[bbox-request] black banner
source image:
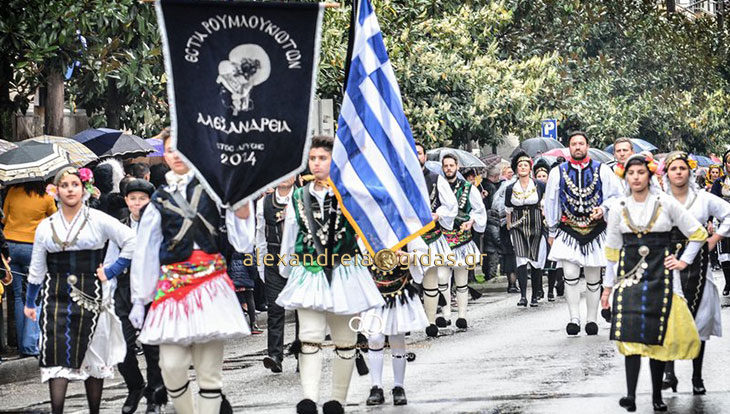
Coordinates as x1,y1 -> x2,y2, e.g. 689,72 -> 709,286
156,0 -> 323,208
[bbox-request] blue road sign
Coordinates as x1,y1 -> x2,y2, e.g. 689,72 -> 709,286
541,119 -> 557,139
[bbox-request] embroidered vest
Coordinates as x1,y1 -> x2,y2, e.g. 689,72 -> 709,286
150,178 -> 221,265
558,160 -> 604,228
291,185 -> 358,269
442,179 -> 474,248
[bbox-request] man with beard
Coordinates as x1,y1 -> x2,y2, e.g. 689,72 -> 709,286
440,153 -> 487,330
544,131 -> 621,336
414,143 -> 458,337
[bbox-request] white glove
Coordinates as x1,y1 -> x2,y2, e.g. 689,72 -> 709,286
129,301 -> 146,330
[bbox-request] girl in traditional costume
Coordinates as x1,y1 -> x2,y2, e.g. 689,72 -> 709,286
660,152 -> 726,395
25,167 -> 133,413
602,154 -> 706,412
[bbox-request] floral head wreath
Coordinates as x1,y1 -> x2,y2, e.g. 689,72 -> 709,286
47,166 -> 95,201
664,152 -> 697,171
621,154 -> 657,179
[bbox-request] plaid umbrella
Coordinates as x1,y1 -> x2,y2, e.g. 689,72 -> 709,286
0,142 -> 70,185
0,139 -> 18,154
479,154 -> 502,169
23,135 -> 98,167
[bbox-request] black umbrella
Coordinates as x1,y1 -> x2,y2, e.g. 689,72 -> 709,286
511,138 -> 565,158
73,128 -> 124,155
0,142 -> 71,185
96,133 -> 155,160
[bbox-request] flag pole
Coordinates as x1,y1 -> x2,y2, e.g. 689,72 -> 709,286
341,0 -> 358,93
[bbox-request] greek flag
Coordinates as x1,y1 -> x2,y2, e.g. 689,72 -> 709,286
330,0 -> 433,256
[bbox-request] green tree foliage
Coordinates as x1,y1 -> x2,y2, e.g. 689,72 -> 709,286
3,0 -> 729,152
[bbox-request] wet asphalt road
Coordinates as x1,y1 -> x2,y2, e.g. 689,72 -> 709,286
2,272 -> 729,414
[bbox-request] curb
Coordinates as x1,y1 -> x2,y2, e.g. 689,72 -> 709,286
0,355 -> 39,385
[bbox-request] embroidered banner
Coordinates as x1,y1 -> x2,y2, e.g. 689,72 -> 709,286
156,0 -> 323,208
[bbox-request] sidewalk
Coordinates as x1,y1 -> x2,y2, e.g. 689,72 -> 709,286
0,276 -> 509,386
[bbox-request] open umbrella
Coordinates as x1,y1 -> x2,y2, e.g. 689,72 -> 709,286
426,148 -> 486,168
424,160 -> 464,180
146,138 -> 164,157
540,148 -> 613,164
23,135 -> 98,167
95,133 -> 154,159
479,154 -> 502,170
510,137 -> 564,158
604,138 -> 658,154
0,142 -> 70,185
72,128 -> 124,155
690,154 -> 714,167
0,139 -> 18,154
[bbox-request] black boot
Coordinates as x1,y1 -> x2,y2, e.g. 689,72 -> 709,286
530,267 -> 541,307
507,272 -> 519,293
122,387 -> 145,414
322,400 -> 344,414
692,377 -> 706,395
296,399 -> 318,414
425,324 -> 439,337
392,386 -> 407,406
366,386 -> 385,405
516,265 -> 528,299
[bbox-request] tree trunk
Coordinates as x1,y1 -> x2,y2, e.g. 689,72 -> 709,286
0,57 -> 12,140
105,79 -> 122,129
44,67 -> 64,136
666,0 -> 676,13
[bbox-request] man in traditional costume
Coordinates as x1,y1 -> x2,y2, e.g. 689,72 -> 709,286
130,136 -> 254,414
414,143 -> 458,337
544,131 -> 622,336
440,153 -> 487,330
276,136 -> 384,414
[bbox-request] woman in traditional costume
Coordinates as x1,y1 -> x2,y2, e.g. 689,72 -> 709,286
602,154 -> 706,412
24,167 -> 133,413
660,152 -> 725,395
505,151 -> 547,307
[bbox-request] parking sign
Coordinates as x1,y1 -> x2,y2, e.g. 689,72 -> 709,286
541,120 -> 558,139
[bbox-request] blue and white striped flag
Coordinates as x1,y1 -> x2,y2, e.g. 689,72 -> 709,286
330,0 -> 433,256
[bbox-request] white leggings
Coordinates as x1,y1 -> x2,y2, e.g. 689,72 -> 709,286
367,333 -> 407,388
297,308 -> 357,403
422,266 -> 451,323
158,340 -> 225,414
561,261 -> 602,324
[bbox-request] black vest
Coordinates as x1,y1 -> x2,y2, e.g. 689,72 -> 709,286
263,192 -> 288,255
423,169 -> 441,213
150,178 -> 221,265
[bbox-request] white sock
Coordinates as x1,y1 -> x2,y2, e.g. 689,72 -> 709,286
367,333 -> 385,388
390,334 -> 407,387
